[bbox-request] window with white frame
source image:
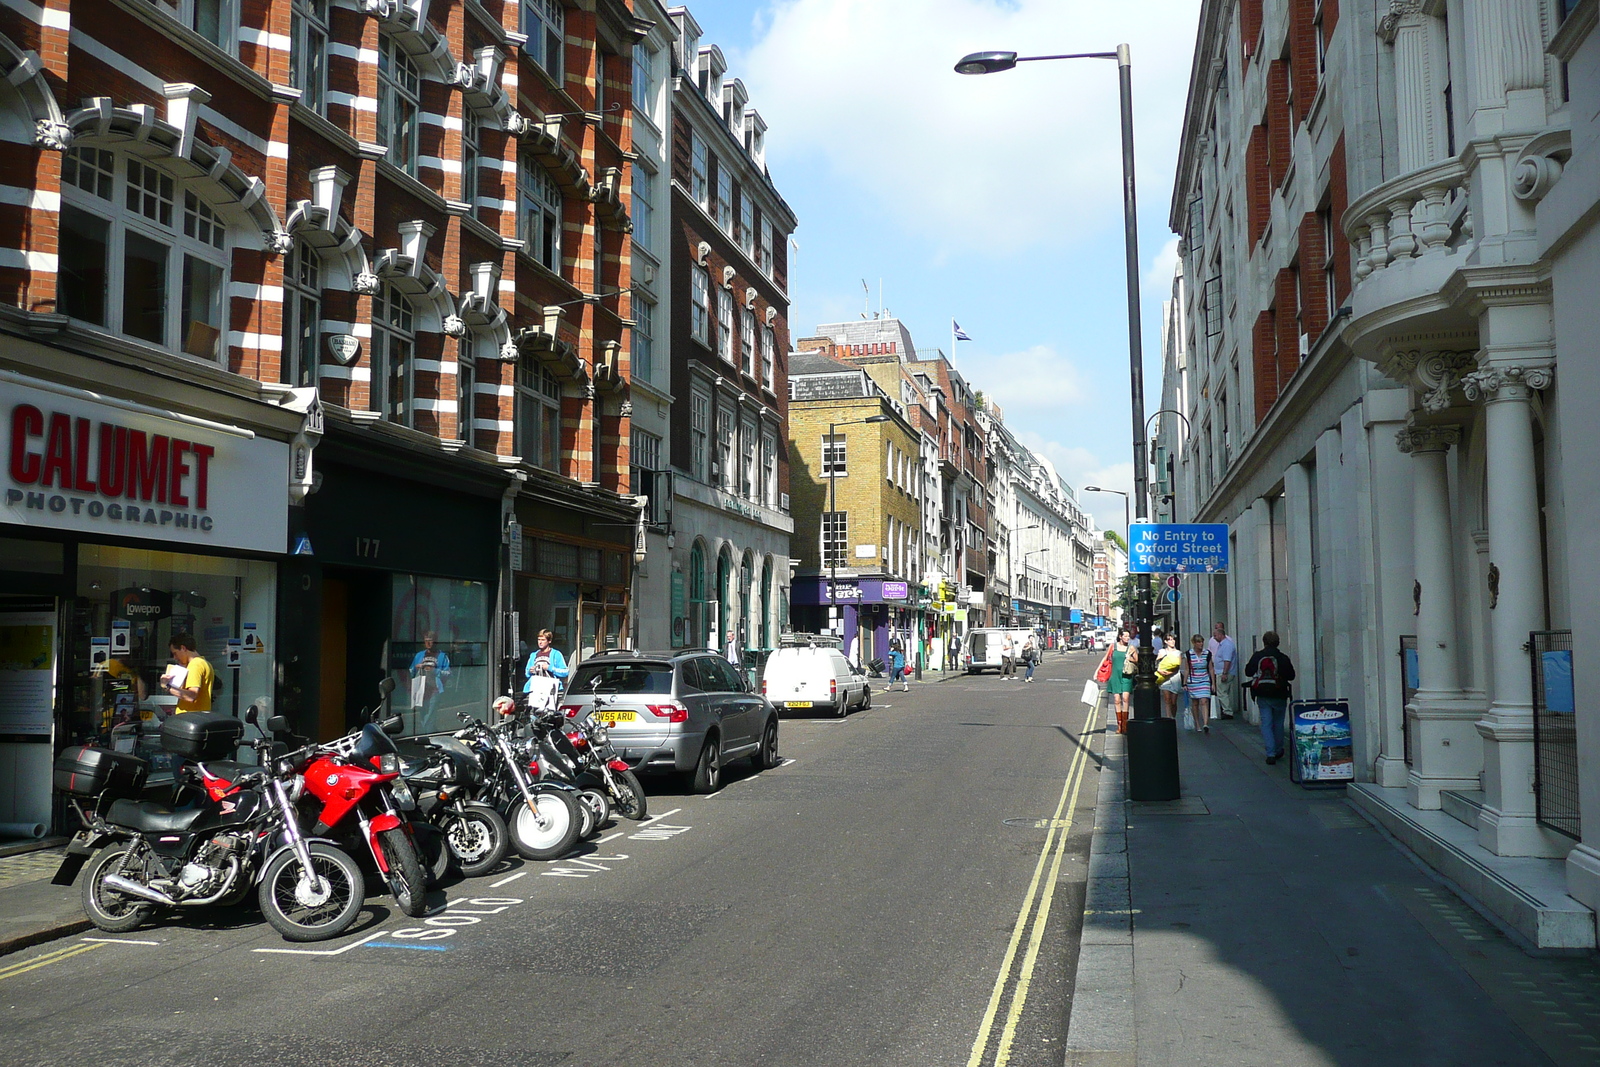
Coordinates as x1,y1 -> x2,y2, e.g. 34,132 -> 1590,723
760,326 -> 775,390
717,287 -> 735,363
632,297 -> 654,384
289,0 -> 328,113
151,0 -> 234,52
631,162 -> 653,254
822,511 -> 848,566
631,427 -> 661,472
821,433 -> 846,476
521,0 -> 564,81
740,307 -> 755,377
761,429 -> 777,508
456,337 -> 476,447
690,265 -> 710,344
716,408 -> 735,491
518,160 -> 563,272
632,42 -> 655,111
378,34 -> 420,176
691,134 -> 709,211
761,220 -> 774,278
715,164 -> 732,232
740,416 -> 757,500
690,387 -> 710,482
282,238 -> 321,388
461,109 -> 480,211
372,283 -> 415,426
57,146 -> 229,361
516,360 -> 563,471
738,193 -> 754,257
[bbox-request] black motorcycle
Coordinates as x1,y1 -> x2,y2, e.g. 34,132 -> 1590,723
396,732 -> 510,877
551,694 -> 648,821
456,706 -> 581,861
53,709 -> 367,942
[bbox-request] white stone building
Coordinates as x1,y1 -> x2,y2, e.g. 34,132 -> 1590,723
1165,0 -> 1600,948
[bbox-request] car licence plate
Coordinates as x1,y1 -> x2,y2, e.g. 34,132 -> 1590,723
593,711 -> 637,723
784,701 -> 812,708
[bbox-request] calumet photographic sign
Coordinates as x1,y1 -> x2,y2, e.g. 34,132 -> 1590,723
1128,523 -> 1230,574
5,381 -> 290,554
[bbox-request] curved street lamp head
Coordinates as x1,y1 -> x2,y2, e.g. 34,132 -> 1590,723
864,414 -> 892,423
954,50 -> 1018,75
1083,485 -> 1103,493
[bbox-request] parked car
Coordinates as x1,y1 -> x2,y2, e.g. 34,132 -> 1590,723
1067,632 -> 1091,651
761,644 -> 870,717
561,651 -> 780,794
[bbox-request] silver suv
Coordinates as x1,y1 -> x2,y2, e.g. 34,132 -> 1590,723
561,650 -> 781,793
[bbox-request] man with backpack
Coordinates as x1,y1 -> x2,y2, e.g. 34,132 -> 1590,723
1244,631 -> 1297,764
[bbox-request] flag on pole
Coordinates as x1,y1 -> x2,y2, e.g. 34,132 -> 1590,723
952,321 -> 972,342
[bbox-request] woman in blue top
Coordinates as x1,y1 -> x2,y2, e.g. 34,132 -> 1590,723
523,628 -> 569,692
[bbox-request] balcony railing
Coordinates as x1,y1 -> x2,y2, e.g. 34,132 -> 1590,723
1344,156 -> 1471,284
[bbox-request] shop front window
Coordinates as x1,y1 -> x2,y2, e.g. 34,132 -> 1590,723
388,575 -> 490,736
64,545 -> 276,780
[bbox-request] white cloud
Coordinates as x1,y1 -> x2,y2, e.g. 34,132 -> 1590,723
743,0 -> 1201,257
964,344 -> 1085,415
1146,236 -> 1181,296
1021,434 -> 1136,532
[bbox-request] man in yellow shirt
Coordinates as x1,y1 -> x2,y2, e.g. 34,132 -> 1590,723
163,633 -> 215,712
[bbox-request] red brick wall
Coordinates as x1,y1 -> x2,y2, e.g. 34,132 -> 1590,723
1328,133 -> 1351,305
1267,59 -> 1292,189
1252,308 -> 1277,422
1246,123 -> 1270,248
1241,0 -> 1264,61
1297,212 -> 1329,341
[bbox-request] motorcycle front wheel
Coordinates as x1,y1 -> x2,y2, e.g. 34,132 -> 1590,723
258,843 -> 365,942
508,789 -> 580,861
377,827 -> 428,917
446,804 -> 508,877
576,787 -> 610,839
612,769 -> 648,820
81,846 -> 156,933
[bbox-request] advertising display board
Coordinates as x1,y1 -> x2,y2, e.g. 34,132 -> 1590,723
1289,699 -> 1355,785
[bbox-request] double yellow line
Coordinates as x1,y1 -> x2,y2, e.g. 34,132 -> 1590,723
0,941 -> 102,982
966,694 -> 1101,1067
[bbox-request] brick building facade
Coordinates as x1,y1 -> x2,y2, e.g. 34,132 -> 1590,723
0,0 -> 646,833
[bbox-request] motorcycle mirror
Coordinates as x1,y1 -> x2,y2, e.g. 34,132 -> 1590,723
244,705 -> 259,725
381,715 -> 405,734
266,715 -> 289,733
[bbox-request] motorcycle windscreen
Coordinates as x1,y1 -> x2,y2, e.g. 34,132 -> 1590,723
351,722 -> 401,764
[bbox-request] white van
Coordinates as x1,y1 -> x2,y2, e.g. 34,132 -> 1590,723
963,628 -> 1031,673
761,645 -> 870,717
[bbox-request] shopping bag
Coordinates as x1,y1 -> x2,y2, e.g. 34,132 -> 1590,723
1181,707 -> 1195,732
525,674 -> 562,714
1080,679 -> 1100,706
409,674 -> 429,708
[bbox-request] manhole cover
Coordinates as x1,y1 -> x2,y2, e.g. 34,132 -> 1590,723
1003,817 -> 1074,829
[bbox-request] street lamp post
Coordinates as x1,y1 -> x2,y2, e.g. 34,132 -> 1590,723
958,44 -> 1178,800
827,414 -> 891,659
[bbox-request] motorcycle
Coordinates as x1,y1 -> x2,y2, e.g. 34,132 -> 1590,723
396,732 -> 510,878
52,708 -> 367,942
549,692 -> 648,822
521,708 -> 613,839
458,702 -> 581,861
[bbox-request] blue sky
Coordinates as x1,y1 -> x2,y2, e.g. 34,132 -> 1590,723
680,0 -> 1203,535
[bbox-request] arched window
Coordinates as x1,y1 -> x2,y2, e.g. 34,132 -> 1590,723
688,541 -> 707,647
717,547 -> 733,647
518,160 -> 563,272
378,34 -> 421,176
282,238 -> 321,387
760,557 -> 773,648
372,283 -> 415,425
516,361 -> 562,472
739,550 -> 753,646
58,145 -> 229,361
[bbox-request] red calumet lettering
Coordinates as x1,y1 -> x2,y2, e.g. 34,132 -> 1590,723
7,405 -> 212,509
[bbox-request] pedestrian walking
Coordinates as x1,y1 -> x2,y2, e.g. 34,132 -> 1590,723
1244,630 -> 1297,763
1001,632 -> 1016,680
1183,633 -> 1216,732
1207,621 -> 1238,720
1023,632 -> 1039,682
1155,632 -> 1184,718
889,633 -> 909,692
948,633 -> 961,672
1108,630 -> 1135,733
522,628 -> 569,712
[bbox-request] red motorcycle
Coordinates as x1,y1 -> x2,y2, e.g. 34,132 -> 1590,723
279,709 -> 429,918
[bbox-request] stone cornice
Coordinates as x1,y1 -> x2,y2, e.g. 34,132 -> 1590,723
1440,262 -> 1553,314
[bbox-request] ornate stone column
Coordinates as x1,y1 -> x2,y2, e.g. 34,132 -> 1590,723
1377,1 -> 1450,172
1461,363 -> 1563,856
1398,423 -> 1482,808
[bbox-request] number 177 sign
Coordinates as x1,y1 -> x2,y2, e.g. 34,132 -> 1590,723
1128,523 -> 1230,574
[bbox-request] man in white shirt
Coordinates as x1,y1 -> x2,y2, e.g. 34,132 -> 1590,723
1207,621 -> 1238,718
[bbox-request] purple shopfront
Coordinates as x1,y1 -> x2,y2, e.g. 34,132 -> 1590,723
791,578 -> 911,666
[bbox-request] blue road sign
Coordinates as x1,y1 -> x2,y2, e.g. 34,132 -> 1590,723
1128,523 -> 1229,574
1165,588 -> 1180,603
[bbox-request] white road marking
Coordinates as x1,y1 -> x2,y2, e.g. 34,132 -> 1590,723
80,937 -> 161,946
596,831 -> 625,844
639,807 -> 680,826
489,870 -> 529,888
254,929 -> 388,956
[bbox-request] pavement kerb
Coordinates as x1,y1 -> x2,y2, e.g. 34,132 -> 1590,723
1064,703 -> 1137,1067
0,918 -> 91,958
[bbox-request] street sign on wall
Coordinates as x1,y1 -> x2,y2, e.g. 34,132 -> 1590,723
1128,523 -> 1230,573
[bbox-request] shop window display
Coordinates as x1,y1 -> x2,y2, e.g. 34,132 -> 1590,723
388,575 -> 490,736
64,545 -> 275,781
